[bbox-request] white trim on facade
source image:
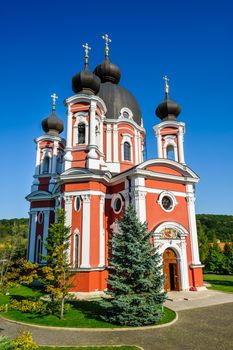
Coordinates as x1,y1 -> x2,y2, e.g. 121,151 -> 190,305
28,212 -> 37,262
80,194 -> 91,268
99,195 -> 105,267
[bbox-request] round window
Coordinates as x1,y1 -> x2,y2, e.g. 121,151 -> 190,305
123,111 -> 129,118
162,196 -> 173,211
74,196 -> 81,212
114,198 -> 122,213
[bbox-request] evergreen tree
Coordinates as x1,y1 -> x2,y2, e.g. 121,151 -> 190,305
100,205 -> 166,326
206,240 -> 225,273
41,208 -> 72,319
223,242 -> 233,274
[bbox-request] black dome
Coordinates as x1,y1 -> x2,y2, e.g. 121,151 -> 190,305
155,93 -> 181,121
94,56 -> 121,84
42,110 -> 64,136
72,64 -> 101,95
97,81 -> 142,125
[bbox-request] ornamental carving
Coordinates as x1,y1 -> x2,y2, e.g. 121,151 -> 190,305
160,228 -> 181,239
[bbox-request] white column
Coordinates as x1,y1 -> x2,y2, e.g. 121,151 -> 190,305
51,141 -> 59,174
132,190 -> 147,223
64,107 -> 73,170
180,240 -> 189,290
106,124 -> 112,162
35,142 -> 41,176
157,131 -> 163,158
42,210 -> 50,258
28,212 -> 37,262
113,124 -> 119,162
87,100 -> 98,159
80,194 -> 91,268
178,126 -> 185,164
134,129 -> 139,164
64,194 -> 73,264
99,195 -> 105,267
186,184 -> 201,265
99,120 -> 104,154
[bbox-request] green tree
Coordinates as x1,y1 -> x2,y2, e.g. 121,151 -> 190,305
223,242 -> 233,274
41,208 -> 72,319
197,219 -> 209,265
206,241 -> 225,273
100,205 -> 166,326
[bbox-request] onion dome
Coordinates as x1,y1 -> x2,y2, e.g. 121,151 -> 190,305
72,43 -> 100,95
42,93 -> 64,136
94,56 -> 121,84
155,76 -> 181,121
93,34 -> 141,125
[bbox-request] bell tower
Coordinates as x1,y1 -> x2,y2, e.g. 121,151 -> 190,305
153,76 -> 185,164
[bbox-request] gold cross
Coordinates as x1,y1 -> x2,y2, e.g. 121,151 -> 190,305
51,93 -> 58,110
82,43 -> 91,64
102,33 -> 112,56
163,75 -> 170,94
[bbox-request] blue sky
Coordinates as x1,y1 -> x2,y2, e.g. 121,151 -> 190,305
0,0 -> 233,218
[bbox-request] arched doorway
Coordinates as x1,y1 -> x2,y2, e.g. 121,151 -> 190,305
163,248 -> 180,291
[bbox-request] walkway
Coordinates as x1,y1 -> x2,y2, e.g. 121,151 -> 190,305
1,290 -> 233,350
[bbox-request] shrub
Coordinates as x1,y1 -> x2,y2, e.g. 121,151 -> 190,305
10,299 -> 44,313
0,335 -> 12,350
12,331 -> 38,350
0,304 -> 6,312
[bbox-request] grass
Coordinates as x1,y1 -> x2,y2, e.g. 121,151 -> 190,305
204,274 -> 233,293
0,286 -> 176,328
39,347 -> 140,350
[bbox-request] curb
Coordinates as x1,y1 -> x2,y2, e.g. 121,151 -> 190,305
0,312 -> 178,332
42,346 -> 144,349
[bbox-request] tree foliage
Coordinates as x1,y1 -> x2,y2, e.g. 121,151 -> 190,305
40,208 -> 72,319
100,205 -> 166,326
196,214 -> 233,242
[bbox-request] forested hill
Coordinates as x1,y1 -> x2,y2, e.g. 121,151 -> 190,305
196,214 -> 233,242
0,215 -> 233,242
0,218 -> 29,239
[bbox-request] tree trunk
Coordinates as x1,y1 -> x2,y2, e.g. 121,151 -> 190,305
60,295 -> 65,319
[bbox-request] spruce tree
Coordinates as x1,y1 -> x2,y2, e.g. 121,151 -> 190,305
100,205 -> 166,326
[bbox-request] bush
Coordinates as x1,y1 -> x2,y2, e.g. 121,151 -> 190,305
0,304 -> 6,312
12,332 -> 38,350
10,299 -> 44,313
0,335 -> 12,350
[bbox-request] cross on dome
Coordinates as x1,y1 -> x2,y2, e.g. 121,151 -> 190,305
163,75 -> 170,94
82,43 -> 91,64
51,93 -> 58,110
102,34 -> 111,56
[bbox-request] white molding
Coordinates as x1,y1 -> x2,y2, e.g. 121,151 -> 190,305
99,195 -> 105,267
121,134 -> 133,162
80,194 -> 91,268
119,107 -> 133,120
111,193 -> 124,214
65,94 -> 107,115
64,106 -> 73,170
163,135 -> 178,162
64,194 -> 72,264
42,210 -> 50,258
157,190 -> 178,212
73,112 -> 89,146
186,184 -> 201,265
28,212 -> 37,262
113,124 -> 119,162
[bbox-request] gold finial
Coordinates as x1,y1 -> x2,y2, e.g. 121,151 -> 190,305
163,75 -> 170,94
82,43 -> 91,64
102,33 -> 112,56
51,93 -> 58,110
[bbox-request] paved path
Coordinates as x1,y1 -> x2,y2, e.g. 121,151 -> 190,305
1,291 -> 233,350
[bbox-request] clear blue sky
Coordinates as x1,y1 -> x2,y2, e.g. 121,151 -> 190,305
0,0 -> 233,218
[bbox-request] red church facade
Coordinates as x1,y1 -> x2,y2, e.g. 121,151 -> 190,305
27,38 -> 204,294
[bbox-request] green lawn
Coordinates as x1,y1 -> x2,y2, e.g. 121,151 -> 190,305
39,347 -> 140,350
0,286 -> 175,328
204,274 -> 233,293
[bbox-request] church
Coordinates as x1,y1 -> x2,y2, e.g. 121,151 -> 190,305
26,35 -> 204,293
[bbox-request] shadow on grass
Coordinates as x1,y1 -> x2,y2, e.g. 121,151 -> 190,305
206,280 -> 233,287
69,300 -> 103,321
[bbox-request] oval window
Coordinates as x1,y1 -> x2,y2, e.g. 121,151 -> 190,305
74,196 -> 81,212
114,197 -> 122,213
38,212 -> 44,224
162,196 -> 173,211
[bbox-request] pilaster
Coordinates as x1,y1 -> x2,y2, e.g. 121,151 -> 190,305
80,194 -> 91,268
64,194 -> 73,264
99,195 -> 105,267
28,212 -> 37,262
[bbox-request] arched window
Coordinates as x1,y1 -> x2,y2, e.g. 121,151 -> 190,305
43,156 -> 50,174
124,142 -> 131,161
56,153 -> 63,174
78,123 -> 85,144
167,145 -> 175,161
74,234 -> 79,268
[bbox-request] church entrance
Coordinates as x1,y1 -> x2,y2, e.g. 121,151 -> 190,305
163,248 -> 180,291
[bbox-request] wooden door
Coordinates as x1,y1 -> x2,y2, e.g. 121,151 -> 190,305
163,248 -> 180,291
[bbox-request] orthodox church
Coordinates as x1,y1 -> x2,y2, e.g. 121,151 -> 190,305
26,35 -> 204,293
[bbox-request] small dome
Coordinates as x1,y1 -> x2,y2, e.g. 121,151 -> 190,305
42,110 -> 64,136
94,56 -> 121,84
155,93 -> 181,121
72,64 -> 101,95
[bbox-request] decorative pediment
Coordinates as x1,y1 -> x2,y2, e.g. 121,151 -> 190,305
154,221 -> 189,240
26,190 -> 51,201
